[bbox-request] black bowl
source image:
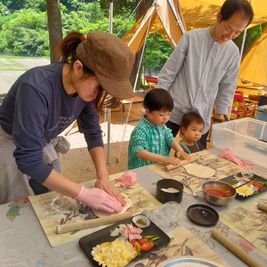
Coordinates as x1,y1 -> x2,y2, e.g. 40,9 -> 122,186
156,179 -> 183,203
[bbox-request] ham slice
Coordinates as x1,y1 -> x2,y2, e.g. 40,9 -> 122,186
122,224 -> 142,241
118,172 -> 137,186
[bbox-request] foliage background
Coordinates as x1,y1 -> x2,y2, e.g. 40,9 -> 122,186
0,0 -> 265,72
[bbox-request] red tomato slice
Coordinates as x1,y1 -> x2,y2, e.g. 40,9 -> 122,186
141,241 -> 155,251
139,238 -> 149,245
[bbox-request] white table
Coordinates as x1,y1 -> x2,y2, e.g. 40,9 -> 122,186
1,150 -> 267,266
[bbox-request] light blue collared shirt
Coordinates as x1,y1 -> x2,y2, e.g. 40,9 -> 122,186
158,28 -> 240,133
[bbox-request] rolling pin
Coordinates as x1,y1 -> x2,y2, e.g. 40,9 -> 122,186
165,156 -> 198,171
211,229 -> 264,267
56,211 -> 135,234
257,201 -> 267,212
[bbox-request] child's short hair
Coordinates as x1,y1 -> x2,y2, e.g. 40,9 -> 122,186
180,112 -> 204,129
143,89 -> 173,112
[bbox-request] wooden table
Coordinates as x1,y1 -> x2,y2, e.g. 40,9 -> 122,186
0,150 -> 267,267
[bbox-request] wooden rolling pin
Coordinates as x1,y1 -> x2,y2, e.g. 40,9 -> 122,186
165,156 -> 198,171
211,229 -> 264,267
56,211 -> 135,234
257,201 -> 267,212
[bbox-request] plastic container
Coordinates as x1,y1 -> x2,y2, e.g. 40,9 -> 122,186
256,105 -> 267,122
211,118 -> 267,167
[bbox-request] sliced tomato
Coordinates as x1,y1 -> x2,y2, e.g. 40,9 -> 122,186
141,241 -> 155,251
131,240 -> 141,252
252,181 -> 264,192
139,238 -> 149,245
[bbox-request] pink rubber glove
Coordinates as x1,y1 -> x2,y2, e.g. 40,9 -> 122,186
74,186 -> 122,213
218,148 -> 254,170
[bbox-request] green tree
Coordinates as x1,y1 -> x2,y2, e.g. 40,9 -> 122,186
144,33 -> 173,72
0,9 -> 49,56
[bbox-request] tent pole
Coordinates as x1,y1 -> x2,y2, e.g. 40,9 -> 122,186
240,28 -> 248,58
116,6 -> 154,163
106,0 -> 113,165
167,0 -> 186,34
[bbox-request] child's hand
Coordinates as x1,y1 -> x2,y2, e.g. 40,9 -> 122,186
162,156 -> 181,166
180,151 -> 191,161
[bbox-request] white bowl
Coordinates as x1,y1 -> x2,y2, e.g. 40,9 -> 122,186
132,214 -> 151,228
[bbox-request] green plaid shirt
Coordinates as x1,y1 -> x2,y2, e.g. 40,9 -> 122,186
128,116 -> 174,169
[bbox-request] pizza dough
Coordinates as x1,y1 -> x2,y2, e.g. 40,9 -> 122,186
183,163 -> 215,178
93,194 -> 131,218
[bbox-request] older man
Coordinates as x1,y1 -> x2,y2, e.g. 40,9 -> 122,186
157,0 -> 254,148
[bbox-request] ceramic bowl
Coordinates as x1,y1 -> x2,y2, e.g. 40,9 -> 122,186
132,214 -> 151,228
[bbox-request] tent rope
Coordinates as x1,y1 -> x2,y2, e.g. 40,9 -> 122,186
116,3 -> 155,163
117,0 -> 145,36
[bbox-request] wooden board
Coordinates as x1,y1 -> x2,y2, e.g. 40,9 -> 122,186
29,172 -> 161,247
220,195 -> 267,256
131,226 -> 229,267
149,150 -> 242,195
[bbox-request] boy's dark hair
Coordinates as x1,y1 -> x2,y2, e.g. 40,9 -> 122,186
143,89 -> 174,112
220,0 -> 254,25
180,112 -> 204,129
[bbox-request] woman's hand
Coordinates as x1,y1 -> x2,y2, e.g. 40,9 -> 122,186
75,186 -> 122,213
96,177 -> 126,206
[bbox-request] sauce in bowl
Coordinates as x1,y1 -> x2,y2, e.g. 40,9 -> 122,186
205,188 -> 232,198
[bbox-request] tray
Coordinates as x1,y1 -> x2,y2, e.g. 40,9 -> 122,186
79,215 -> 170,266
220,172 -> 254,187
220,173 -> 267,199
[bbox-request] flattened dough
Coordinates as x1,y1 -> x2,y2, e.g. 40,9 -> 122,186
183,163 -> 215,178
93,194 -> 131,218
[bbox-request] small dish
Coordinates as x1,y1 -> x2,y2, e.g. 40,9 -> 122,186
132,214 -> 151,228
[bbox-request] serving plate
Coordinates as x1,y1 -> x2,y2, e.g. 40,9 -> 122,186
159,256 -> 224,267
79,215 -> 170,266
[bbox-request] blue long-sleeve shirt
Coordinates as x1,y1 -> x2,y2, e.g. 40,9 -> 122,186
0,63 -> 103,183
158,28 -> 240,133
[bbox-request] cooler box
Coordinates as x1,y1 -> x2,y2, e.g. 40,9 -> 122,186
211,118 -> 267,167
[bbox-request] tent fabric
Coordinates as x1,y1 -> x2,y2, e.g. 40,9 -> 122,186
239,26 -> 267,86
122,0 -> 185,53
180,0 -> 267,29
122,0 -> 267,86
123,0 -> 267,53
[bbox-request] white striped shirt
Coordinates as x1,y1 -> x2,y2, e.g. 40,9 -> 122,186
158,28 -> 240,133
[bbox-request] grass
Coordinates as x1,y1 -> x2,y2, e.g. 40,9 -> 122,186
0,55 -> 49,71
0,55 -> 49,60
0,57 -> 26,71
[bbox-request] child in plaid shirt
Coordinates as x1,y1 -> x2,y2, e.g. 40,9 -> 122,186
128,89 -> 190,169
